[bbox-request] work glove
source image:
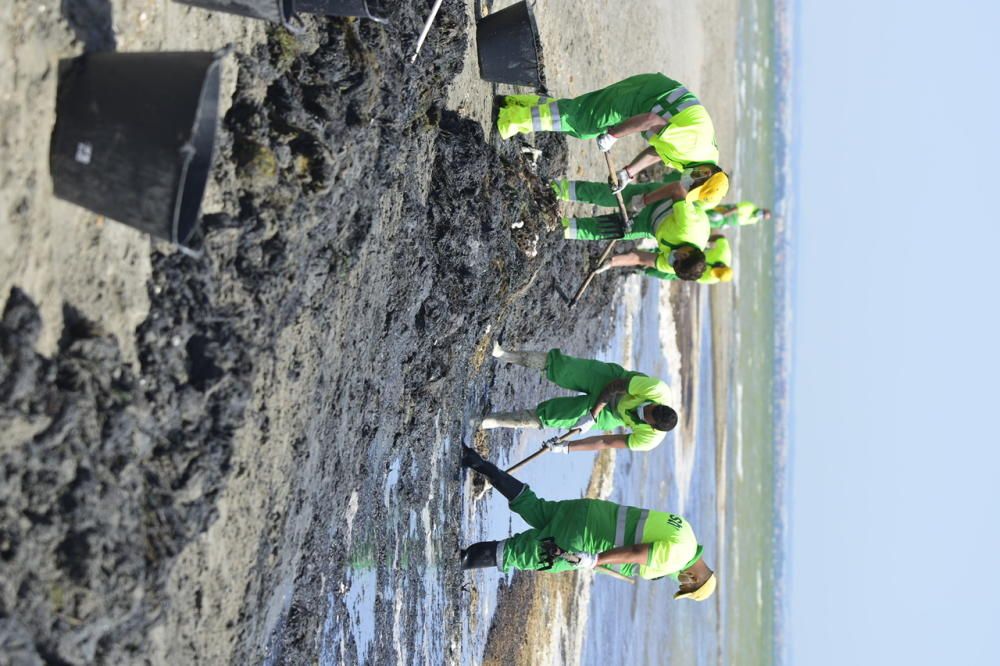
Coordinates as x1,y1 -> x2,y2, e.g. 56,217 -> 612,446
596,133 -> 618,152
622,216 -> 634,235
559,551 -> 599,570
542,434 -> 570,454
610,168 -> 632,194
628,193 -> 645,213
544,439 -> 569,454
538,538 -> 565,570
573,413 -> 596,433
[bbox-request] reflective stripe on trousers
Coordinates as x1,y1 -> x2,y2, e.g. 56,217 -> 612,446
530,101 -> 562,132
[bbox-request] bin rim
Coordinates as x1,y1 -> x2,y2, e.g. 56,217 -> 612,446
171,52 -> 223,249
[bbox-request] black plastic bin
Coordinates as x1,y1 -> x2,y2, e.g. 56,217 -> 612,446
476,1 -> 542,88
173,0 -> 297,28
49,51 -> 223,247
296,0 -> 387,22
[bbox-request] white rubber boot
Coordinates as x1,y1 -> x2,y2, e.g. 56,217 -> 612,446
480,410 -> 543,430
492,342 -> 547,371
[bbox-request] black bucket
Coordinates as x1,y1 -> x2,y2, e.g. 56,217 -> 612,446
476,1 -> 542,88
49,51 -> 223,247
296,0 -> 387,22
173,0 -> 298,29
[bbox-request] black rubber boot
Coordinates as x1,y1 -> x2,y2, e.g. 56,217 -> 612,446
461,445 -> 526,501
460,541 -> 499,570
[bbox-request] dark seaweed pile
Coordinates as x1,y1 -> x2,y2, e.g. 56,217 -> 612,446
0,272 -> 250,664
1,2 -> 622,663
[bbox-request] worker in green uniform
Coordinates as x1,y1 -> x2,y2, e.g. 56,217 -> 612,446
551,173 -> 674,211
497,73 -> 729,201
479,344 -> 678,452
459,446 -> 717,600
708,202 -> 771,228
561,196 -> 711,281
601,233 -> 734,284
551,166 -> 729,214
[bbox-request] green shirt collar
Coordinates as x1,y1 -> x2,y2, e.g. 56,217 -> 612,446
682,545 -> 704,572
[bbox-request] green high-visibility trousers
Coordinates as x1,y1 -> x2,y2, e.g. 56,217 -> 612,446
551,73 -> 681,139
534,349 -> 638,429
502,488 -> 629,573
562,205 -> 658,241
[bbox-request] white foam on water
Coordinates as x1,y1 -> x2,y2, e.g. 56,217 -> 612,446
392,580 -> 408,665
318,567 -> 378,666
756,569 -> 763,609
735,383 -> 745,480
339,490 -> 360,546
383,457 -> 401,508
410,420 -> 450,664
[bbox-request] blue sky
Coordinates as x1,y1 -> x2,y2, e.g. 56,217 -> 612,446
791,1 -> 1000,663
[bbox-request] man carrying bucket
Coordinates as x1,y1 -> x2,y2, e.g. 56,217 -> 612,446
477,344 -> 678,453
458,445 -> 718,602
496,72 -> 729,197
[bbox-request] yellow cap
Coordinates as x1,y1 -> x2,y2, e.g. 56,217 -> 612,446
674,573 -> 718,602
686,172 -> 729,207
712,266 -> 734,282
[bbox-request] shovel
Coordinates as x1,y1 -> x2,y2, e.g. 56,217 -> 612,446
473,428 -> 582,500
568,152 -> 632,307
506,427 -> 581,474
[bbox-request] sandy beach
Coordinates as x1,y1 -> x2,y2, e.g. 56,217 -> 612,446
1,1 -> 742,663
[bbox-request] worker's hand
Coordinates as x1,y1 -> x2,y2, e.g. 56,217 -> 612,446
573,413 -> 596,432
560,551 -> 599,570
538,538 -> 565,570
593,259 -> 615,275
628,194 -> 645,213
542,434 -> 570,453
611,168 -> 632,194
596,133 -> 618,152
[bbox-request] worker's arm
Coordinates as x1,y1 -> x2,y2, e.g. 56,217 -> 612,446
640,180 -> 684,207
623,147 -> 663,180
607,113 -> 667,139
592,378 -> 630,417
708,233 -> 724,242
596,543 -> 652,567
564,434 -> 629,452
598,251 -> 659,272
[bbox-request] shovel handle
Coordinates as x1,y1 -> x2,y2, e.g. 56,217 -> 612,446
569,153 -> 631,308
597,566 -> 636,584
504,428 -> 582,474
